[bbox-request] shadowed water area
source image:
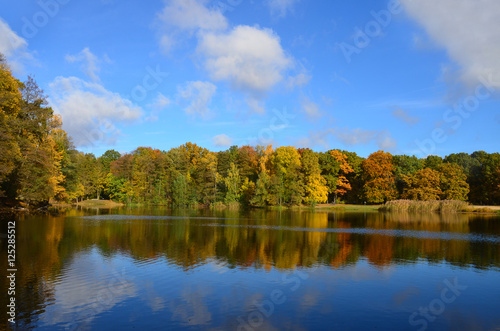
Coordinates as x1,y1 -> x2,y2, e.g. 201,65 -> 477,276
1,207 -> 500,330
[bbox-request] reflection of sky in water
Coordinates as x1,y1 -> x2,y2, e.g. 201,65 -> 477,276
30,209 -> 500,331
39,248 -> 137,329
34,249 -> 500,330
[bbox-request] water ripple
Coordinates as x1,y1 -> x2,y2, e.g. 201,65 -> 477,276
197,223 -> 500,244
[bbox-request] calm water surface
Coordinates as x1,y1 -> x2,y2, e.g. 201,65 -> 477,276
1,207 -> 500,330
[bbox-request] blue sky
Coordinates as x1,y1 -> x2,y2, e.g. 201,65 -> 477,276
1,0 -> 499,157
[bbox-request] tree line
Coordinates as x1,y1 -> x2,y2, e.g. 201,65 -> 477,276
1,56 -> 499,207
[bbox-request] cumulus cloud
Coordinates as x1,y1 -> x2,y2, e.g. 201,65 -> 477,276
392,108 -> 420,125
157,0 -> 297,113
402,0 -> 500,89
146,92 -> 171,122
198,25 -> 292,96
267,0 -> 299,18
0,18 -> 33,72
158,0 -> 227,32
334,128 -> 397,150
157,0 -> 227,52
296,127 -> 397,150
287,71 -> 311,89
49,76 -> 143,147
177,81 -> 217,117
301,97 -> 322,119
212,134 -> 232,147
65,47 -> 103,82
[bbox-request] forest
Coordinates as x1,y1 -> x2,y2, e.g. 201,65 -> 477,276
1,56 -> 500,208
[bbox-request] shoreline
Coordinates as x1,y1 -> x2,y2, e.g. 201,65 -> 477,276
2,200 -> 499,215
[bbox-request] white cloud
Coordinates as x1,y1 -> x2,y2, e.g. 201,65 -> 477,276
198,25 -> 292,96
152,92 -> 171,109
267,0 -> 299,18
0,18 -> 33,72
301,97 -> 322,119
65,47 -> 103,82
246,97 -> 265,114
295,130 -> 331,149
296,127 -> 397,150
334,128 -> 397,150
158,0 -> 227,32
177,81 -> 217,117
287,71 -> 311,89
157,1 -> 297,113
392,108 -> 420,125
146,93 -> 171,122
157,0 -> 227,53
159,35 -> 176,54
402,0 -> 500,89
212,134 -> 232,147
48,76 -> 143,147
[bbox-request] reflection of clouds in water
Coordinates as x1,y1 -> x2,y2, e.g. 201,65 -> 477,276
300,291 -> 320,311
170,285 -> 213,326
143,280 -> 166,312
41,248 -> 136,329
393,286 -> 421,307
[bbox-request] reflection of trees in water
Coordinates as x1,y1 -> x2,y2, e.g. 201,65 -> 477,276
4,209 -> 500,328
25,209 -> 500,272
0,214 -> 66,330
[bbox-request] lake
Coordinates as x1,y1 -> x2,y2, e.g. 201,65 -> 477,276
1,207 -> 500,330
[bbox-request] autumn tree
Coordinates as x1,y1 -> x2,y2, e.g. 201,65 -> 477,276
330,150 -> 354,202
362,151 -> 397,203
468,152 -> 500,204
269,146 -> 304,205
172,174 -> 189,206
251,171 -> 270,207
403,168 -> 443,200
8,76 -> 65,204
237,145 -> 259,181
393,155 -> 424,196
318,151 -> 341,201
0,57 -> 21,195
424,155 -> 443,170
224,162 -> 241,204
342,151 -> 364,204
437,163 -> 469,201
300,149 -> 328,205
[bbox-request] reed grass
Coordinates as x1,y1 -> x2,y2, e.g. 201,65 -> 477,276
379,199 -> 469,213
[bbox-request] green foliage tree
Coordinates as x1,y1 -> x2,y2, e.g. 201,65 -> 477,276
251,171 -> 270,207
393,155 -> 424,196
172,174 -> 189,206
224,162 -> 241,204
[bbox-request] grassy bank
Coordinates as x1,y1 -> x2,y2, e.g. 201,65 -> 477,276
314,203 -> 380,211
75,199 -> 124,208
379,200 -> 469,213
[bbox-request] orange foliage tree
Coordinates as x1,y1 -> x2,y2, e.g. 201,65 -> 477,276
330,150 -> 354,202
362,151 -> 397,203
